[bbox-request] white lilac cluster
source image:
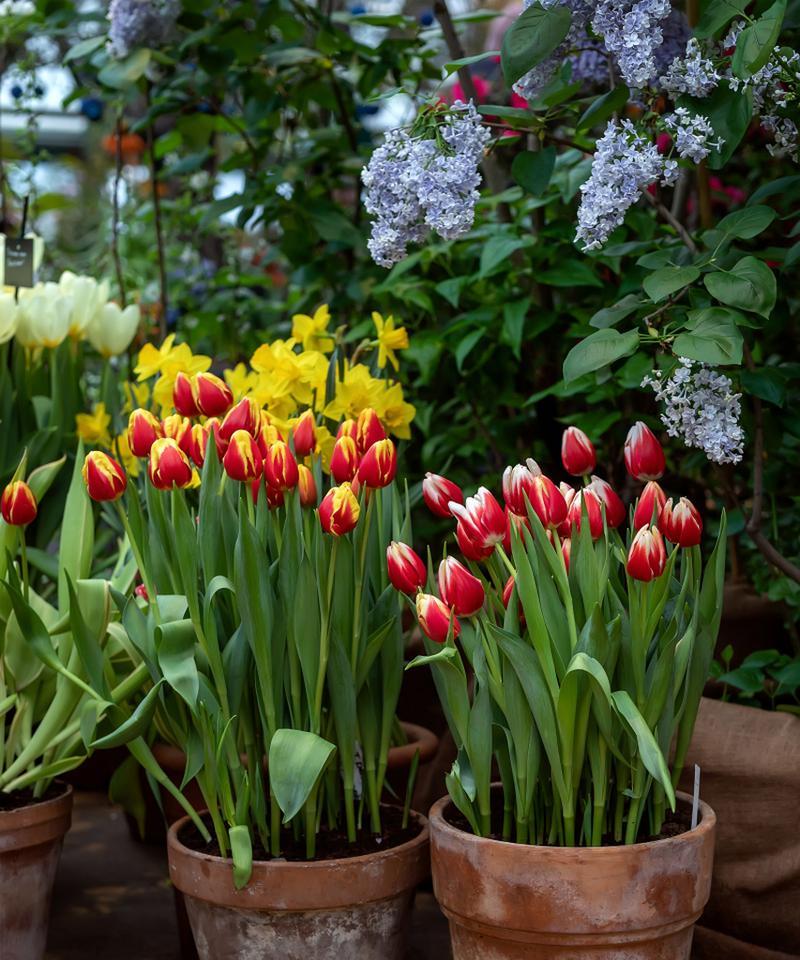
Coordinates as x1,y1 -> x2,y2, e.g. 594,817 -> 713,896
362,101 -> 491,267
591,0 -> 672,88
107,0 -> 180,58
642,359 -> 744,465
660,38 -> 720,97
762,117 -> 799,161
663,108 -> 724,163
575,119 -> 676,251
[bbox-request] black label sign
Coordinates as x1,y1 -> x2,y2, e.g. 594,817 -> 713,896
5,238 -> 36,288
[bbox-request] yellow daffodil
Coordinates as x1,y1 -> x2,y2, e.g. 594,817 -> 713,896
375,382 -> 416,440
372,311 -> 408,371
224,362 -> 260,401
135,334 -> 177,381
122,380 -> 151,415
314,423 -> 337,471
292,304 -> 334,353
323,363 -> 384,422
76,403 -> 112,447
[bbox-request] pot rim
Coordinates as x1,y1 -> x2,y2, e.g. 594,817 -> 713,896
168,805 -> 430,875
0,781 -> 73,831
430,788 -> 715,856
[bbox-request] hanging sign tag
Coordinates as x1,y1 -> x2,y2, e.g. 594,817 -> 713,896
4,237 -> 36,289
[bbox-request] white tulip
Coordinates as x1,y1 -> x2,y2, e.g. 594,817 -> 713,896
0,291 -> 18,344
15,282 -> 72,348
87,301 -> 141,357
59,271 -> 111,338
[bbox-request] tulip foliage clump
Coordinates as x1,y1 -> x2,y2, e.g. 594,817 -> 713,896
394,422 -> 726,846
83,378 -> 413,885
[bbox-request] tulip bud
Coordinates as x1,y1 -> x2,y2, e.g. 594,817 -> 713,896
355,408 -> 386,454
1,481 -> 38,526
297,464 -> 318,508
330,436 -> 359,484
502,575 -> 516,610
319,482 -> 360,536
82,451 -> 127,502
134,583 -> 150,601
220,397 -> 261,441
526,458 -> 543,477
587,475 -> 626,528
127,408 -> 163,458
561,537 -> 572,572
416,593 -> 460,645
148,438 -> 194,490
502,463 -> 537,516
358,438 -> 397,488
266,484 -> 285,510
527,475 -> 568,529
194,371 -> 233,417
173,371 -> 199,417
207,417 -> 228,460
659,497 -> 702,548
633,480 -> 666,530
387,541 -> 427,594
223,429 -> 263,483
264,440 -> 299,490
626,525 -> 667,582
624,421 -> 665,481
450,488 -> 506,555
337,419 -> 357,441
438,557 -> 484,617
422,472 -> 463,518
557,482 -> 576,537
187,422 -> 212,468
561,426 -> 596,476
292,411 -> 316,459
566,489 -> 604,540
162,413 -> 192,455
457,521 -> 494,562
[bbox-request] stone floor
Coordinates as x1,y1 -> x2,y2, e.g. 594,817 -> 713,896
45,792 -> 452,960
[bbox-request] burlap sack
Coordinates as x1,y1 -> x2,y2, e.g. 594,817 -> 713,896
680,697 -> 800,959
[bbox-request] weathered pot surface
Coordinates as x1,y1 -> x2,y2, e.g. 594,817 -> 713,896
167,808 -> 430,960
0,783 -> 73,960
430,789 -> 716,960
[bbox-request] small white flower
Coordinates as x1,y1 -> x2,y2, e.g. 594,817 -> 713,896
276,181 -> 294,200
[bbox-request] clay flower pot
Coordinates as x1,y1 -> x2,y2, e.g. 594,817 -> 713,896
430,790 -> 716,960
0,784 -> 73,960
167,809 -> 430,960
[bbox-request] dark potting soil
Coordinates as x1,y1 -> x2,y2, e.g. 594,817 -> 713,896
443,795 -> 693,846
0,782 -> 66,813
179,804 -> 422,862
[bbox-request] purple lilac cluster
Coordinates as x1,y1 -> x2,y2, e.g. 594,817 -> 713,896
591,0 -> 672,88
362,102 -> 491,268
642,359 -> 744,464
575,119 -> 677,251
663,108 -> 724,163
108,0 -> 180,58
660,38 -> 720,97
514,0 -> 595,100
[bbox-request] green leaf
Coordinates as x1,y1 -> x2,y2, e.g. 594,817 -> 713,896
92,681 -> 164,750
679,86 -> 752,170
695,0 -> 748,38
59,442 -> 94,611
704,257 -> 775,318
501,3 -> 572,85
563,329 -> 640,383
64,35 -> 106,62
268,729 -> 336,823
612,690 -> 675,807
479,234 -> 528,277
511,147 -> 556,195
502,299 -> 529,358
576,84 -> 630,132
716,204 -> 777,240
673,308 -> 744,364
156,619 -> 200,709
454,329 -> 484,371
643,266 -> 700,302
99,48 -> 152,88
26,456 -> 65,502
66,577 -> 110,698
443,51 -> 500,76
740,367 -> 786,406
589,294 -> 642,330
731,0 -> 786,78
1,581 -> 62,674
539,260 -> 602,287
229,824 -> 253,889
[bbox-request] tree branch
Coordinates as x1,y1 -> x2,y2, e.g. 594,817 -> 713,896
111,114 -> 127,308
145,83 -> 168,339
642,189 -> 698,254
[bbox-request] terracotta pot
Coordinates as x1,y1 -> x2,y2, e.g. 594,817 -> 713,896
430,789 -> 716,960
0,784 -> 73,960
167,809 -> 430,960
